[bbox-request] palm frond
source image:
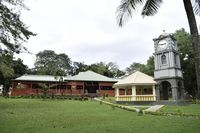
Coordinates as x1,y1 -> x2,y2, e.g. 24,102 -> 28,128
141,0 -> 162,17
193,0 -> 200,15
116,0 -> 143,26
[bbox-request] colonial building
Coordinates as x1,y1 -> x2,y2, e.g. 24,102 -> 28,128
11,70 -> 117,96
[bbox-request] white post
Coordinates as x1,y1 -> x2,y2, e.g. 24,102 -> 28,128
153,85 -> 156,101
115,88 -> 119,101
131,86 -> 136,101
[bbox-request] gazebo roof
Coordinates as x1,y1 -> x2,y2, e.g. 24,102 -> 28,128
113,71 -> 156,87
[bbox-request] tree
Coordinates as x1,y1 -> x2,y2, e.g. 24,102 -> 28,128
0,0 -> 36,54
89,62 -> 113,77
0,54 -> 28,95
125,57 -> 154,76
70,62 -> 89,76
174,28 -> 197,98
107,62 -> 125,77
125,62 -> 143,74
140,56 -> 154,76
116,0 -> 200,98
12,58 -> 28,78
34,50 -> 72,76
88,62 -> 125,78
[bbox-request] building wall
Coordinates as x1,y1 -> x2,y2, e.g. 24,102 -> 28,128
11,81 -> 116,97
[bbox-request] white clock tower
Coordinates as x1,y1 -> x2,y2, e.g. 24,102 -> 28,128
153,32 -> 184,101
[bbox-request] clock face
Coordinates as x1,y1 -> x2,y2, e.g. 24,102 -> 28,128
158,40 -> 168,49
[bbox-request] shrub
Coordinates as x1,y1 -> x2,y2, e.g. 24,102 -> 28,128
103,93 -> 106,99
74,97 -> 78,100
138,109 -> 144,116
191,99 -> 200,104
83,97 -> 88,101
68,97 -> 72,100
51,93 -> 55,99
177,109 -> 183,114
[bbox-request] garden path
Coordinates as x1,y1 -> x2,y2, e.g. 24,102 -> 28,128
145,105 -> 164,112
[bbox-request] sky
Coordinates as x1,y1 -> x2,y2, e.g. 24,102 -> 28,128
15,0 -> 199,70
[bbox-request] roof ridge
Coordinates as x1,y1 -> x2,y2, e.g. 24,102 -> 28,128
133,71 -> 139,82
86,70 -> 114,79
23,74 -> 57,77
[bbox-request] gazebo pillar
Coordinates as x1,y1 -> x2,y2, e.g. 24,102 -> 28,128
153,85 -> 156,100
115,88 -> 119,101
131,86 -> 136,101
125,88 -> 127,95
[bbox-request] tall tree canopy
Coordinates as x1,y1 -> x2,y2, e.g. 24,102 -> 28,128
0,0 -> 35,54
0,54 -> 28,95
125,62 -> 143,74
125,56 -> 154,76
70,62 -> 89,76
116,0 -> 200,98
174,28 -> 197,97
88,62 -> 125,78
34,50 -> 72,76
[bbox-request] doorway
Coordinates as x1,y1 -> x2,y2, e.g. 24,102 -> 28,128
84,81 -> 99,94
160,81 -> 172,100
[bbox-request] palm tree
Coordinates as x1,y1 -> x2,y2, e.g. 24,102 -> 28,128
116,0 -> 200,98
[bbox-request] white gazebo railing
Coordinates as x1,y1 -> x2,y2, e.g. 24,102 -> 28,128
116,95 -> 156,101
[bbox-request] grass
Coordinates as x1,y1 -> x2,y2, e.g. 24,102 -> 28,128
159,104 -> 200,115
0,97 -> 200,133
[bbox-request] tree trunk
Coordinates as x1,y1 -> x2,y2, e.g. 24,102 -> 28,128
183,0 -> 200,98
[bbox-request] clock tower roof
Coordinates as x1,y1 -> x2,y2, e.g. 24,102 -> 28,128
153,31 -> 176,41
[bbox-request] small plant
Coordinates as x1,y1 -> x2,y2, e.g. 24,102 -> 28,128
51,93 -> 55,99
74,97 -> 78,100
83,97 -> 88,101
68,97 -> 72,100
177,109 -> 183,116
103,93 -> 106,99
191,99 -> 200,104
99,101 -> 102,105
138,109 -> 144,116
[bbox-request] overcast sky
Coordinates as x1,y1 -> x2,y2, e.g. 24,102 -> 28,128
15,0 -> 200,70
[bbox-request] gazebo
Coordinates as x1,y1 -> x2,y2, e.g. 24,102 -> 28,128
113,71 -> 157,102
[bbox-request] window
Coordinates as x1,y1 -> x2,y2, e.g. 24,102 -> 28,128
77,85 -> 83,90
67,85 -> 71,89
174,54 -> 177,66
59,85 -> 67,89
101,86 -> 114,90
32,83 -> 43,89
161,55 -> 167,64
136,86 -> 153,95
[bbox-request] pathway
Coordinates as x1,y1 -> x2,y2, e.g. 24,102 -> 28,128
145,105 -> 164,112
94,98 -> 164,112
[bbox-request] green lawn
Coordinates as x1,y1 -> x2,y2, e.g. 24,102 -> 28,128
159,104 -> 200,115
0,98 -> 200,133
